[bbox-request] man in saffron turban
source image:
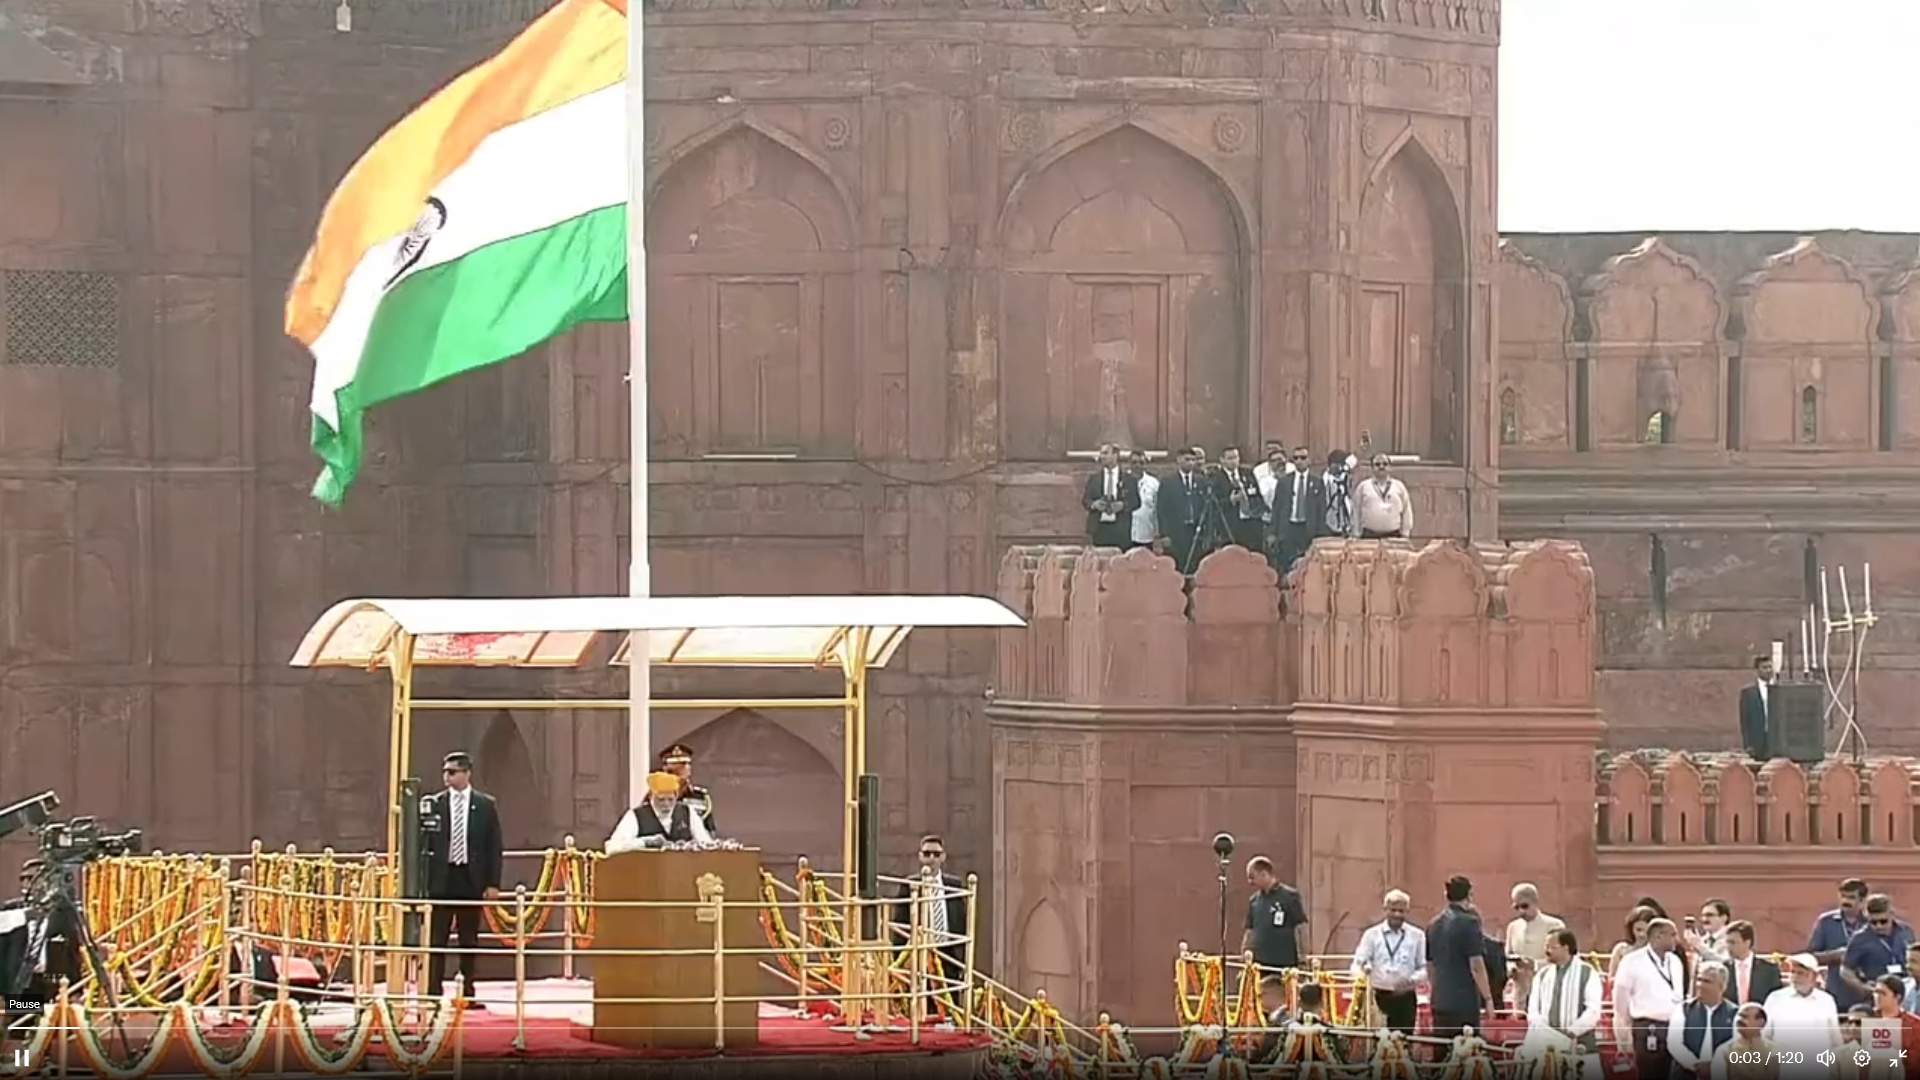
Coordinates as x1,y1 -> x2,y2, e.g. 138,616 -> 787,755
605,770 -> 714,854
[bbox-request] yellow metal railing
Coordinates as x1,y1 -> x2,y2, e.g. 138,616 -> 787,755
9,844 -> 1019,1079
52,847 -> 1586,1078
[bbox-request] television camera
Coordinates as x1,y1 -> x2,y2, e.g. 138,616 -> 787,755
1,791 -> 142,1051
34,816 -> 144,868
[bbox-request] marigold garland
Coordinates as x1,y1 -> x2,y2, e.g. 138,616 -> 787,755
60,845 -> 1123,1076
6,1001 -> 60,1074
62,998 -> 183,1080
1439,1029 -> 1499,1080
173,1000 -> 281,1078
369,992 -> 465,1071
282,996 -> 382,1076
1371,1029 -> 1421,1080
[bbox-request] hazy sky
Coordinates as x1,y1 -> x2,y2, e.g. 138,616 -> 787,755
1498,0 -> 1920,233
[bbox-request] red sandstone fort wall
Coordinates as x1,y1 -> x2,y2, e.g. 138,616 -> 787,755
8,0 -> 1920,996
1594,753 -> 1920,962
990,537 -> 1602,1021
1497,234 -> 1920,754
991,538 -> 1920,1024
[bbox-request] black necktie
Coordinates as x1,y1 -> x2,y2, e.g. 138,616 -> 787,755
1548,964 -> 1565,1029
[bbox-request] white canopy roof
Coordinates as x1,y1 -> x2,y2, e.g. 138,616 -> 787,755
288,595 -> 1025,671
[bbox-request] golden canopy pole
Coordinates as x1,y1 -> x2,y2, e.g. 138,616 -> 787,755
838,627 -> 873,1018
384,632 -> 416,855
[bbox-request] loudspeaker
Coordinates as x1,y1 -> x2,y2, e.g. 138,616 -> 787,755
1767,682 -> 1827,765
855,774 -> 880,940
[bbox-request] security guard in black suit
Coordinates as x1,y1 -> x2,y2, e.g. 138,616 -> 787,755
423,751 -> 504,1001
660,743 -> 717,834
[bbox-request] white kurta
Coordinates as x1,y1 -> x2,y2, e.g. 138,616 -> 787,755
604,803 -> 714,854
1760,986 -> 1841,1055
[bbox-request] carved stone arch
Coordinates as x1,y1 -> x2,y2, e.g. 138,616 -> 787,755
1578,238 -> 1726,447
1813,759 -> 1862,845
1400,542 -> 1487,619
996,117 -> 1251,458
1016,895 -> 1080,1015
477,711 -> 547,849
1498,241 -> 1576,343
1734,237 -> 1878,450
1360,125 -> 1462,225
1581,237 -> 1726,342
1355,131 -> 1467,461
1605,757 -> 1654,845
1758,759 -> 1810,846
1867,760 -> 1914,846
1710,760 -> 1759,844
1502,541 -> 1595,708
1735,237 -> 1878,341
646,114 -> 857,230
1657,756 -> 1705,845
1399,543 -> 1486,707
1497,242 -> 1576,449
675,708 -> 841,875
644,116 -> 859,459
1503,541 -> 1594,624
995,114 -> 1254,251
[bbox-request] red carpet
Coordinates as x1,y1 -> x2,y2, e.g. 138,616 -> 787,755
345,978 -> 990,1060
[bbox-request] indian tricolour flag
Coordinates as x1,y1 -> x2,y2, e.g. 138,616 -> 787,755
286,0 -> 630,505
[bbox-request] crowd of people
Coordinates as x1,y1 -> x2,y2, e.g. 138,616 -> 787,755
1243,863 -> 1920,1077
1081,441 -> 1414,576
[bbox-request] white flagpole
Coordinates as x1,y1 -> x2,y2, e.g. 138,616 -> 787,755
624,0 -> 652,808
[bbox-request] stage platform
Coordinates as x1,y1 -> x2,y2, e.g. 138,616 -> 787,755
323,977 -> 991,1076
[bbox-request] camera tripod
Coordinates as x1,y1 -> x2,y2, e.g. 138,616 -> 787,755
13,863 -> 132,1056
1178,475 -> 1241,577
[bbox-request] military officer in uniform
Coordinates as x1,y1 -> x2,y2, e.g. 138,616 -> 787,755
605,771 -> 715,854
659,743 -> 717,834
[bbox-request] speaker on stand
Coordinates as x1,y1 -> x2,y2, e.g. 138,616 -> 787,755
1766,681 -> 1827,765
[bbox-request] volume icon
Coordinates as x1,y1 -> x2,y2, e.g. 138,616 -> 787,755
1818,1050 -> 1837,1067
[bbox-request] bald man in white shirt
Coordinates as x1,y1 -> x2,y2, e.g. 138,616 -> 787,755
1614,918 -> 1686,1080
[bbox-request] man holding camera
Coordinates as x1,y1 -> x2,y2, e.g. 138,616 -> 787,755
424,751 -> 503,1002
1082,443 -> 1141,549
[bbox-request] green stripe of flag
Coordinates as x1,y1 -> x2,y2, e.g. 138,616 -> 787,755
310,203 -> 628,505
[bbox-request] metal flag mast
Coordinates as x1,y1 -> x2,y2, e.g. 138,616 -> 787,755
625,0 -> 652,805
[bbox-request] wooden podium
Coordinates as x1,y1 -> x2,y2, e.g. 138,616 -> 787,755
591,848 -> 763,1050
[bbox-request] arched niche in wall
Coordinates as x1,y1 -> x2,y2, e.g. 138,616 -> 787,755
998,120 -> 1250,460
1356,131 -> 1466,462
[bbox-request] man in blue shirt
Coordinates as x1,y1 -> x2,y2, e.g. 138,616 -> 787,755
1841,894 -> 1913,1010
1808,877 -> 1870,1010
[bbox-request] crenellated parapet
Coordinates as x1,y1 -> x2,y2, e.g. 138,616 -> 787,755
993,544 -> 1275,708
1290,537 -> 1594,712
1596,752 -> 1919,847
1591,752 -> 1920,957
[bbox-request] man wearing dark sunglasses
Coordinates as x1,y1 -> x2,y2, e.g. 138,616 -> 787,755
1840,893 -> 1913,1010
892,835 -> 969,991
1269,445 -> 1327,573
424,750 -> 504,1003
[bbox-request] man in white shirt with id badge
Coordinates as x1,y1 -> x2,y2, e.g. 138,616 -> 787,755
1613,917 -> 1686,1079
